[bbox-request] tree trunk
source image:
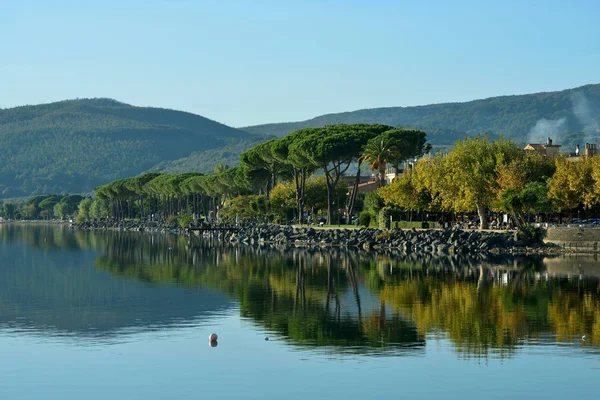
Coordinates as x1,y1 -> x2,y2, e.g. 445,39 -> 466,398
476,203 -> 489,230
299,169 -> 306,224
348,160 -> 362,218
324,162 -> 348,225
293,168 -> 307,225
326,176 -> 334,225
378,162 -> 386,187
294,170 -> 301,224
138,196 -> 143,220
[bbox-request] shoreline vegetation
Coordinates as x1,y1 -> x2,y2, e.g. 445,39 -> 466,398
3,124 -> 600,255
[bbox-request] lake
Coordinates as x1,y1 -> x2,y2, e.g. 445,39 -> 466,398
0,224 -> 599,399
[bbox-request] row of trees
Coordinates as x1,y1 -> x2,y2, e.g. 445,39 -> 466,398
218,177 -> 350,223
0,194 -> 84,221
91,167 -> 250,224
379,135 -> 600,229
239,124 -> 430,224
58,124 -> 429,225
10,132 -> 600,230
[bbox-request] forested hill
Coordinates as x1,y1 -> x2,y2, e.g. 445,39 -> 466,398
242,83 -> 600,145
0,98 -> 259,198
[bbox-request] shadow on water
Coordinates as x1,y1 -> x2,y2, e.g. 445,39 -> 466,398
2,224 -> 600,358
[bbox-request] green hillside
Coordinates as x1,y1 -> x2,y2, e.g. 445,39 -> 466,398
0,98 -> 259,198
4,84 -> 600,198
242,83 -> 600,145
150,137 -> 265,174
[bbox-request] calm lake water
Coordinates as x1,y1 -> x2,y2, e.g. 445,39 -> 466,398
1,224 -> 599,399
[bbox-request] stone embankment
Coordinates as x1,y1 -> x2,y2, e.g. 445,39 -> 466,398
72,221 -> 558,254
206,225 -> 551,255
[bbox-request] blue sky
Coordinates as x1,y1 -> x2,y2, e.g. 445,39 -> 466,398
1,0 -> 599,126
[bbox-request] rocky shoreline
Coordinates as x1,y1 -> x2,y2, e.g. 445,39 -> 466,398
71,221 -> 564,255
221,224 -> 557,255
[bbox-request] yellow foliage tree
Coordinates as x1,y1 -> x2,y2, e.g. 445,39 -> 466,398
422,135 -> 522,229
548,157 -> 595,211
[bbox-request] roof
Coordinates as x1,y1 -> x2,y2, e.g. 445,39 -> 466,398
524,143 -> 562,151
357,181 -> 379,193
524,144 -> 545,151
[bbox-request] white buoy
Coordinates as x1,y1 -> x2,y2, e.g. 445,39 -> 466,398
209,333 -> 218,341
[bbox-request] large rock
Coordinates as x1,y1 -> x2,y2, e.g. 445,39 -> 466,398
362,241 -> 375,250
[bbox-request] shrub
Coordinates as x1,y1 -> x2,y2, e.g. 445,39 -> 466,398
75,212 -> 87,224
220,195 -> 269,222
378,207 -> 395,229
517,224 -> 547,245
364,191 -> 384,214
178,214 -> 193,228
167,215 -> 178,225
392,221 -> 441,229
376,230 -> 392,240
359,211 -> 372,227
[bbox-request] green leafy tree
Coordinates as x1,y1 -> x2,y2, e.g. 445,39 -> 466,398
270,177 -> 347,220
271,131 -> 315,224
89,199 -> 108,220
520,182 -> 553,216
269,181 -> 297,213
38,197 -> 60,219
379,169 -> 432,211
362,128 -> 430,187
219,195 -> 269,221
53,202 -> 70,220
364,191 -> 385,214
76,198 -> 93,223
214,163 -> 229,175
240,139 -> 286,195
304,177 -> 347,215
362,135 -> 392,187
1,202 -> 17,219
60,195 -> 85,212
289,124 -> 393,224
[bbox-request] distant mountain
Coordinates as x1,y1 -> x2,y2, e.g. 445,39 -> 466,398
0,98 -> 260,198
242,83 -> 600,147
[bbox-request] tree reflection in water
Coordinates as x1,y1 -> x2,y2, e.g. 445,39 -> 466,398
4,224 -> 598,358
90,230 -> 600,357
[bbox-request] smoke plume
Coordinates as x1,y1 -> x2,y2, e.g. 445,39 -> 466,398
571,91 -> 600,144
527,117 -> 567,144
526,91 -> 599,145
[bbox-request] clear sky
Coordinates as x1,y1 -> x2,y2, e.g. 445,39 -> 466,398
1,0 -> 599,127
